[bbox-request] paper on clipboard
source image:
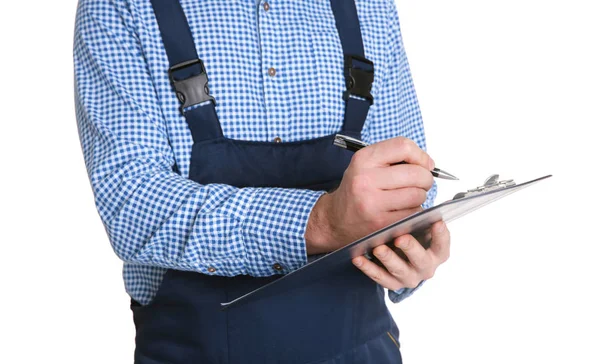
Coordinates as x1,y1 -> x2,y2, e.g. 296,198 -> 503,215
221,174 -> 552,309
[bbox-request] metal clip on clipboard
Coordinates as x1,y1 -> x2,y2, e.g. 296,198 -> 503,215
453,174 -> 516,200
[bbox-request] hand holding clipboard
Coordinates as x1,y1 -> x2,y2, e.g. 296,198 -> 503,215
331,134 -> 458,289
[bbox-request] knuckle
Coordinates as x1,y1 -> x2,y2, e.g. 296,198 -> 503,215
354,259 -> 368,272
388,279 -> 404,291
356,199 -> 373,217
349,174 -> 371,195
423,171 -> 434,189
351,148 -> 371,166
389,265 -> 407,278
370,270 -> 383,283
422,267 -> 436,280
399,137 -> 415,148
405,278 -> 421,289
422,152 -> 432,168
415,189 -> 428,205
440,250 -> 450,263
398,140 -> 412,156
369,216 -> 386,231
402,188 -> 427,207
393,136 -> 409,147
398,236 -> 415,251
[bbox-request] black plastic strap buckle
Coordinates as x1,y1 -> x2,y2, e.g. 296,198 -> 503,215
168,58 -> 216,113
343,54 -> 374,104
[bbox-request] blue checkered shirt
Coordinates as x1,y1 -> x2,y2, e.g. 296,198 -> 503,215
73,0 -> 437,305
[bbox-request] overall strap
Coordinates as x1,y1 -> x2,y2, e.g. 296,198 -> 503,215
150,0 -> 222,142
330,0 -> 375,138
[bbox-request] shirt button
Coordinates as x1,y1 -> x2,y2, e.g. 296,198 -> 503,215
207,266 -> 217,273
273,136 -> 282,143
273,263 -> 284,271
263,2 -> 270,11
268,67 -> 277,77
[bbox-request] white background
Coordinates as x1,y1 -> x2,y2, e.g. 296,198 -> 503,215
0,0 -> 598,363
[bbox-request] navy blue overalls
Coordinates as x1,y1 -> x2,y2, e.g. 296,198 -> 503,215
131,1 -> 403,363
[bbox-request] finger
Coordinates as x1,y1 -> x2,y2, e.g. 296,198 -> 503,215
387,207 -> 423,222
367,207 -> 422,233
373,163 -> 434,190
352,256 -> 407,291
378,188 -> 428,211
429,221 -> 451,263
371,245 -> 422,288
393,234 -> 433,275
366,137 -> 433,170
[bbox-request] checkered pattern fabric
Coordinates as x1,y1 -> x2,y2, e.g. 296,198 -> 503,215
73,0 -> 437,305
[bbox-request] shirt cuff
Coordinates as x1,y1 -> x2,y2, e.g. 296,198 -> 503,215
242,188 -> 326,276
388,279 -> 426,303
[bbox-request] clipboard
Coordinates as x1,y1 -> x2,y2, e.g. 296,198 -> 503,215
221,174 -> 552,309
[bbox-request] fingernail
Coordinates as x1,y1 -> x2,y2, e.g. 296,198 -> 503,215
353,258 -> 363,267
374,249 -> 386,259
429,159 -> 435,171
396,236 -> 410,248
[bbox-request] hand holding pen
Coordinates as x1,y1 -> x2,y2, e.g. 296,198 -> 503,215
333,134 -> 458,180
305,135 -> 453,291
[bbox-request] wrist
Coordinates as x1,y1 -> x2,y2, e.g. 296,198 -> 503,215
305,192 -> 335,254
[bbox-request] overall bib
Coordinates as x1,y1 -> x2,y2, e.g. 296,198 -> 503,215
131,1 -> 402,363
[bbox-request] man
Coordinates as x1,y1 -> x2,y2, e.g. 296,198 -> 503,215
73,0 -> 450,362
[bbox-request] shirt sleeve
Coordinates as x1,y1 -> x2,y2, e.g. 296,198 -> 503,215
364,0 -> 438,303
73,0 -> 324,277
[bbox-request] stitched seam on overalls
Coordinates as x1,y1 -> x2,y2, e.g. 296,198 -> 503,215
386,331 -> 400,349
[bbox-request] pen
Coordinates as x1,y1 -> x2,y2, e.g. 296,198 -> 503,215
333,134 -> 459,180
